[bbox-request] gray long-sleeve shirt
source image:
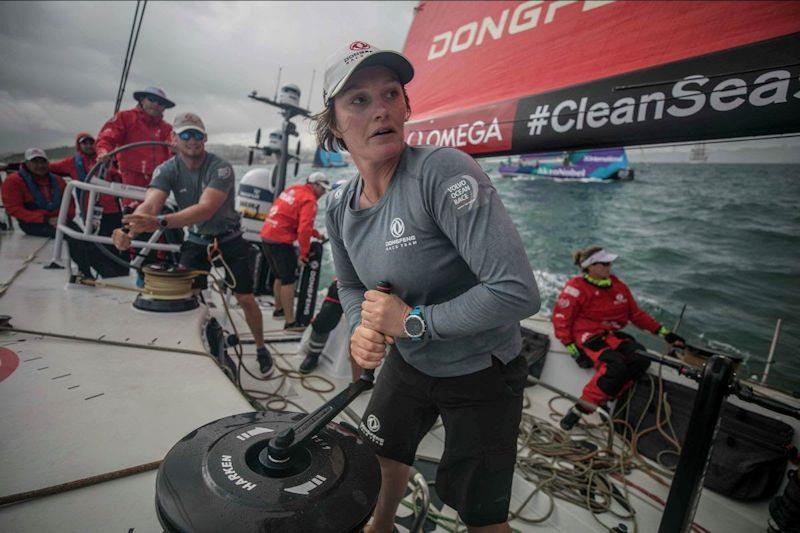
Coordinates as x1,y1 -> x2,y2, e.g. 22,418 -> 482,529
326,145 -> 540,377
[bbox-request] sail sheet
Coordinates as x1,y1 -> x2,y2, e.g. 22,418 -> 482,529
402,0 -> 800,156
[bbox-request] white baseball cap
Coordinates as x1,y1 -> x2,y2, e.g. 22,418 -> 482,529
173,112 -> 206,134
581,249 -> 618,268
307,171 -> 331,191
322,41 -> 414,106
24,147 -> 48,162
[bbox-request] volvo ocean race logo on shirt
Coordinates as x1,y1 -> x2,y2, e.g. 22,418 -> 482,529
443,174 -> 478,215
385,217 -> 417,252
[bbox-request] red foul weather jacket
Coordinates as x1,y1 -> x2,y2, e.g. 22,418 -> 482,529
260,183 -> 321,259
49,132 -> 120,214
1,170 -> 74,224
95,106 -> 172,188
552,275 -> 661,347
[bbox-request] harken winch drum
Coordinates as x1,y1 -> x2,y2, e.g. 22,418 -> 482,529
155,410 -> 380,532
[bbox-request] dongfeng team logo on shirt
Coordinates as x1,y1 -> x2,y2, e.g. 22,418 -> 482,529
385,217 -> 417,252
390,218 -> 405,238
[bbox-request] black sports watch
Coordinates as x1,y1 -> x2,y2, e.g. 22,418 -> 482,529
403,306 -> 426,341
156,215 -> 169,229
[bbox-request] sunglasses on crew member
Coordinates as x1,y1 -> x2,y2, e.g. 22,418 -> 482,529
178,130 -> 205,141
594,262 -> 611,266
143,95 -> 167,106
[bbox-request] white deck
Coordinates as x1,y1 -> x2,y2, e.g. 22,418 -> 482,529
1,231 -> 798,532
0,233 -> 253,532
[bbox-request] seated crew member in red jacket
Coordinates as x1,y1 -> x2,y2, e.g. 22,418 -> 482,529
552,246 -> 685,431
1,148 -> 106,278
260,172 -> 330,331
49,132 -> 128,277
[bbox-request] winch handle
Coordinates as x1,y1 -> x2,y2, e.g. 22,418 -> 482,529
634,350 -> 703,381
360,281 -> 392,384
638,350 -> 800,420
734,383 -> 800,420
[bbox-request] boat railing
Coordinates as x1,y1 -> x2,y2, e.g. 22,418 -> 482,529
52,177 -> 180,275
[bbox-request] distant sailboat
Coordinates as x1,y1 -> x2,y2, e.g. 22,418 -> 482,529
312,146 -> 348,168
498,147 -> 634,181
690,143 -> 709,163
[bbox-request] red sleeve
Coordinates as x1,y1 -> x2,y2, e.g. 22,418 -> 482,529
2,174 -> 47,224
551,279 -> 583,346
624,283 -> 661,334
95,112 -> 128,157
160,123 -> 173,142
48,157 -> 75,178
296,195 -> 318,258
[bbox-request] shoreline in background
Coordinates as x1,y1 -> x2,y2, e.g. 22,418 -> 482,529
4,143 -> 800,165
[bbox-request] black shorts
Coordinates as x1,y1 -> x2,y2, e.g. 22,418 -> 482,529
179,235 -> 254,294
359,349 -> 528,526
261,242 -> 297,284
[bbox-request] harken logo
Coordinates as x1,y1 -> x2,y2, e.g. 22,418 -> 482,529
390,218 -> 405,238
366,414 -> 380,432
350,41 -> 370,50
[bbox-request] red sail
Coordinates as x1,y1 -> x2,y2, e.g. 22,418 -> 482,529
402,0 -> 800,155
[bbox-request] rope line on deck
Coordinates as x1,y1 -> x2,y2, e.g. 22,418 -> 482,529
0,238 -> 51,297
0,460 -> 161,507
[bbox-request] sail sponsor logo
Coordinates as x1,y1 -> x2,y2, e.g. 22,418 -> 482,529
427,0 -> 615,61
539,167 -> 586,178
582,155 -> 622,163
406,117 -> 503,148
526,69 -> 799,138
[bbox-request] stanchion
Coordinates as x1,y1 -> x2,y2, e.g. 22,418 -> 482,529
658,354 -> 736,533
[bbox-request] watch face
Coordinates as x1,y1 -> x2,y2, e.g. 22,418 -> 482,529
405,314 -> 424,337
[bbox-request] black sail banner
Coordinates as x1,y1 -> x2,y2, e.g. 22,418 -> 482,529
511,33 -> 800,153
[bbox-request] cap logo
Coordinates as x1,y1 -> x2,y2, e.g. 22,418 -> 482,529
350,41 -> 371,50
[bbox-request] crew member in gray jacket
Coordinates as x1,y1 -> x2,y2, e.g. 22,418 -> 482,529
315,42 -> 540,533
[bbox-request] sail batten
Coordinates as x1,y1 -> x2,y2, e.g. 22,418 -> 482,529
403,1 -> 800,155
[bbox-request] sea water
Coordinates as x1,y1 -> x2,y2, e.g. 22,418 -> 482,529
236,162 -> 800,394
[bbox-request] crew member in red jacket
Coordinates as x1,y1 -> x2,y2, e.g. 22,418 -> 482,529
49,132 -> 128,277
552,246 -> 685,430
95,86 -> 174,190
1,148 -> 106,278
260,172 -> 330,331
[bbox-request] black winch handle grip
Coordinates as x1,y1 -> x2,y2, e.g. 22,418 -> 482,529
734,383 -> 800,421
360,281 -> 392,383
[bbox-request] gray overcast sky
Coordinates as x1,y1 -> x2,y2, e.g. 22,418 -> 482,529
0,1 -> 416,154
